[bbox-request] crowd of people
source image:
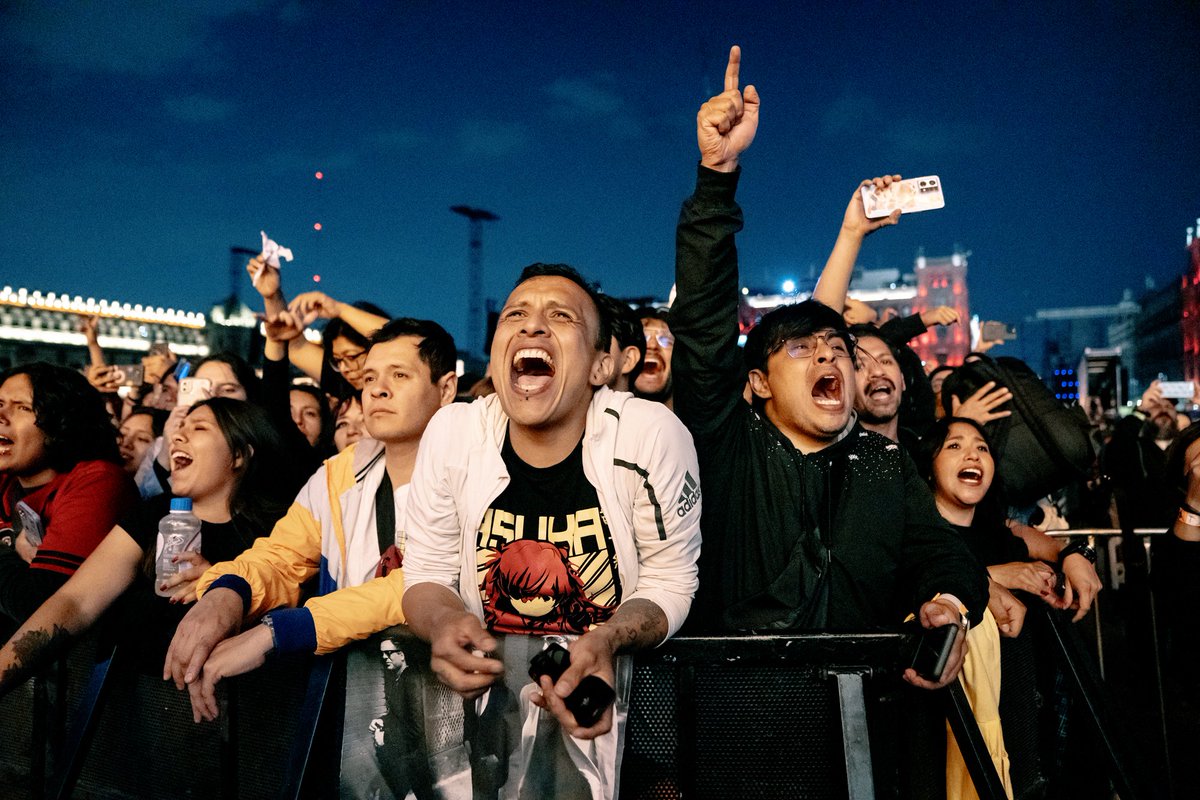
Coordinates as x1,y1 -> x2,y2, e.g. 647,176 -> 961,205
0,46 -> 1193,799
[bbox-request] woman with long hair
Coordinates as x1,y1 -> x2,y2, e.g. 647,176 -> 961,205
0,363 -> 137,630
0,398 -> 292,694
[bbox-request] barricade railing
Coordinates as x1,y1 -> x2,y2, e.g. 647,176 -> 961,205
3,621 -> 1165,799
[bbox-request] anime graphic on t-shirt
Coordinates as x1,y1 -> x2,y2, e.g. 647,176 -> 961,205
480,538 -> 616,634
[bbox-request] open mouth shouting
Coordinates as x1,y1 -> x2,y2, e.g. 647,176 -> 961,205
511,348 -> 555,395
865,378 -> 895,401
642,355 -> 662,376
0,434 -> 13,456
812,372 -> 844,410
957,467 -> 984,486
170,449 -> 195,474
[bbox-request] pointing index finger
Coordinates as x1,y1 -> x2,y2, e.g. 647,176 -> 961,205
725,45 -> 741,93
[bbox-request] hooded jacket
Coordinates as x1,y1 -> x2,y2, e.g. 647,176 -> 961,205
401,387 -> 702,640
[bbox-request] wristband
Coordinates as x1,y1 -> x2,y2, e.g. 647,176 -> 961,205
1178,508 -> 1200,528
260,614 -> 279,656
1058,540 -> 1097,566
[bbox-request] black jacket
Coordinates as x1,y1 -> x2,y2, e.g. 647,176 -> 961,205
671,165 -> 987,632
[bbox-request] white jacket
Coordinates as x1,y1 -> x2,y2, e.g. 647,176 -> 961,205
402,386 -> 702,639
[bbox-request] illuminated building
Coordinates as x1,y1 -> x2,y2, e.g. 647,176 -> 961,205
1181,217 -> 1200,382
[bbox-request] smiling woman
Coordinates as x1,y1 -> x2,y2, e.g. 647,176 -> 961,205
0,398 -> 292,694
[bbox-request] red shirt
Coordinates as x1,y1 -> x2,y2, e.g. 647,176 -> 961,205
0,460 -> 137,576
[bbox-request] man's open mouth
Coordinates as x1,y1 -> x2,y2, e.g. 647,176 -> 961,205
171,450 -> 194,472
642,356 -> 662,376
866,379 -> 895,400
0,435 -> 13,455
512,348 -> 555,394
957,467 -> 983,485
812,374 -> 843,409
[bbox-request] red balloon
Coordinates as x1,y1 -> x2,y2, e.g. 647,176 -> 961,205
313,274 -> 321,283
315,171 -> 324,180
313,222 -> 322,231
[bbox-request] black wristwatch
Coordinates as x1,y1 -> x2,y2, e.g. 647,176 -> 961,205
1059,540 -> 1097,566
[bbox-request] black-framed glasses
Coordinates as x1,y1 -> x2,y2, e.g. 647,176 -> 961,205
645,332 -> 675,348
330,350 -> 367,373
781,330 -> 855,361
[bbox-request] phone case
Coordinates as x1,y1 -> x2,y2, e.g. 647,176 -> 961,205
1159,381 -> 1195,399
861,176 -> 946,219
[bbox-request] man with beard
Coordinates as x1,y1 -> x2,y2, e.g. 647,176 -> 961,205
671,47 -> 986,691
633,308 -> 674,409
850,327 -> 910,447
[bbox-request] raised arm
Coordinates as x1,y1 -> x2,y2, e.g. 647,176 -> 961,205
671,46 -> 758,437
811,177 -> 903,311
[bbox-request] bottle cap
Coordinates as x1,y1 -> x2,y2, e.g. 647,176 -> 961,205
169,497 -> 193,512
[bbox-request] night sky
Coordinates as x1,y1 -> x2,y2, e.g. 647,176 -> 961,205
3,2 -> 1198,355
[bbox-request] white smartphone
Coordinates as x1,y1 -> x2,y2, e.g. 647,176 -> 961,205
177,377 -> 213,407
861,175 -> 946,219
1159,381 -> 1195,400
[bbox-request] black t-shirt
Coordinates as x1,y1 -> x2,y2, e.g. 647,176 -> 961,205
475,430 -> 621,635
104,495 -> 267,673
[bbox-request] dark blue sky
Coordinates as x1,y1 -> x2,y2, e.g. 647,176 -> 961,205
3,2 -> 1198,354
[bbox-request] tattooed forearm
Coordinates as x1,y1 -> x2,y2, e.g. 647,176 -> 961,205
0,624 -> 72,697
601,599 -> 668,654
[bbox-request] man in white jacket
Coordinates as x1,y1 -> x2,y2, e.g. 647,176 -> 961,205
402,264 -> 701,795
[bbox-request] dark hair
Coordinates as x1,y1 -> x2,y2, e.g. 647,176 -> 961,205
186,398 -> 290,532
368,317 -> 458,383
127,405 -> 169,437
928,365 -> 956,382
514,263 -> 611,351
1166,419 -> 1200,501
0,362 -> 120,472
196,352 -> 262,405
633,306 -> 671,324
598,295 -> 646,379
289,383 -> 335,454
323,301 -> 391,361
743,300 -> 849,373
847,324 -> 901,361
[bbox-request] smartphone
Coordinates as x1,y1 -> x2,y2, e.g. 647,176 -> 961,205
1159,381 -> 1195,400
110,364 -> 145,387
861,175 -> 946,219
980,321 -> 1017,342
177,377 -> 212,407
528,643 -> 616,728
908,623 -> 960,682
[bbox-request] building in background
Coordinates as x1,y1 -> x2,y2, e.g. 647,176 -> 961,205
738,248 -> 972,365
0,285 -> 264,371
1180,218 -> 1200,382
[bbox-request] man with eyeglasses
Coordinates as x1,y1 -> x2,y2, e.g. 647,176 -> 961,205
633,308 -> 675,409
671,46 -> 986,691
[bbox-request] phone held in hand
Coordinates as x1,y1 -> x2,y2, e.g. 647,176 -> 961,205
110,364 -> 145,387
1159,381 -> 1195,400
177,377 -> 212,407
980,321 -> 1017,342
861,175 -> 946,219
908,622 -> 960,682
528,642 -> 616,728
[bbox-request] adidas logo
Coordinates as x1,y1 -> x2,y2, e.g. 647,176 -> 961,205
676,471 -> 701,517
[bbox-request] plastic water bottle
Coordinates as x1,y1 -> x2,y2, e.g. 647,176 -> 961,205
155,498 -> 202,597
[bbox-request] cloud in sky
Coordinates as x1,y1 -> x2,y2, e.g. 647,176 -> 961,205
163,94 -> 235,123
545,75 -> 623,118
457,120 -> 528,158
2,1 -> 267,76
821,89 -> 985,156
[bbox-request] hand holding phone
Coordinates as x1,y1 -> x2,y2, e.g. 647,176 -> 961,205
908,622 -> 960,682
177,377 -> 212,408
861,175 -> 946,219
1159,381 -> 1195,400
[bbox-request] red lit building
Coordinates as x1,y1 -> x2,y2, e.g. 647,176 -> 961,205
1181,219 -> 1200,382
911,251 -> 971,367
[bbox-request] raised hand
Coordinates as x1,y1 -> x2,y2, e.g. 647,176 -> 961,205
247,256 -> 281,299
260,310 -> 309,343
842,176 -> 903,239
697,45 -> 760,172
952,381 -> 1013,425
921,305 -> 960,328
288,291 -> 341,321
